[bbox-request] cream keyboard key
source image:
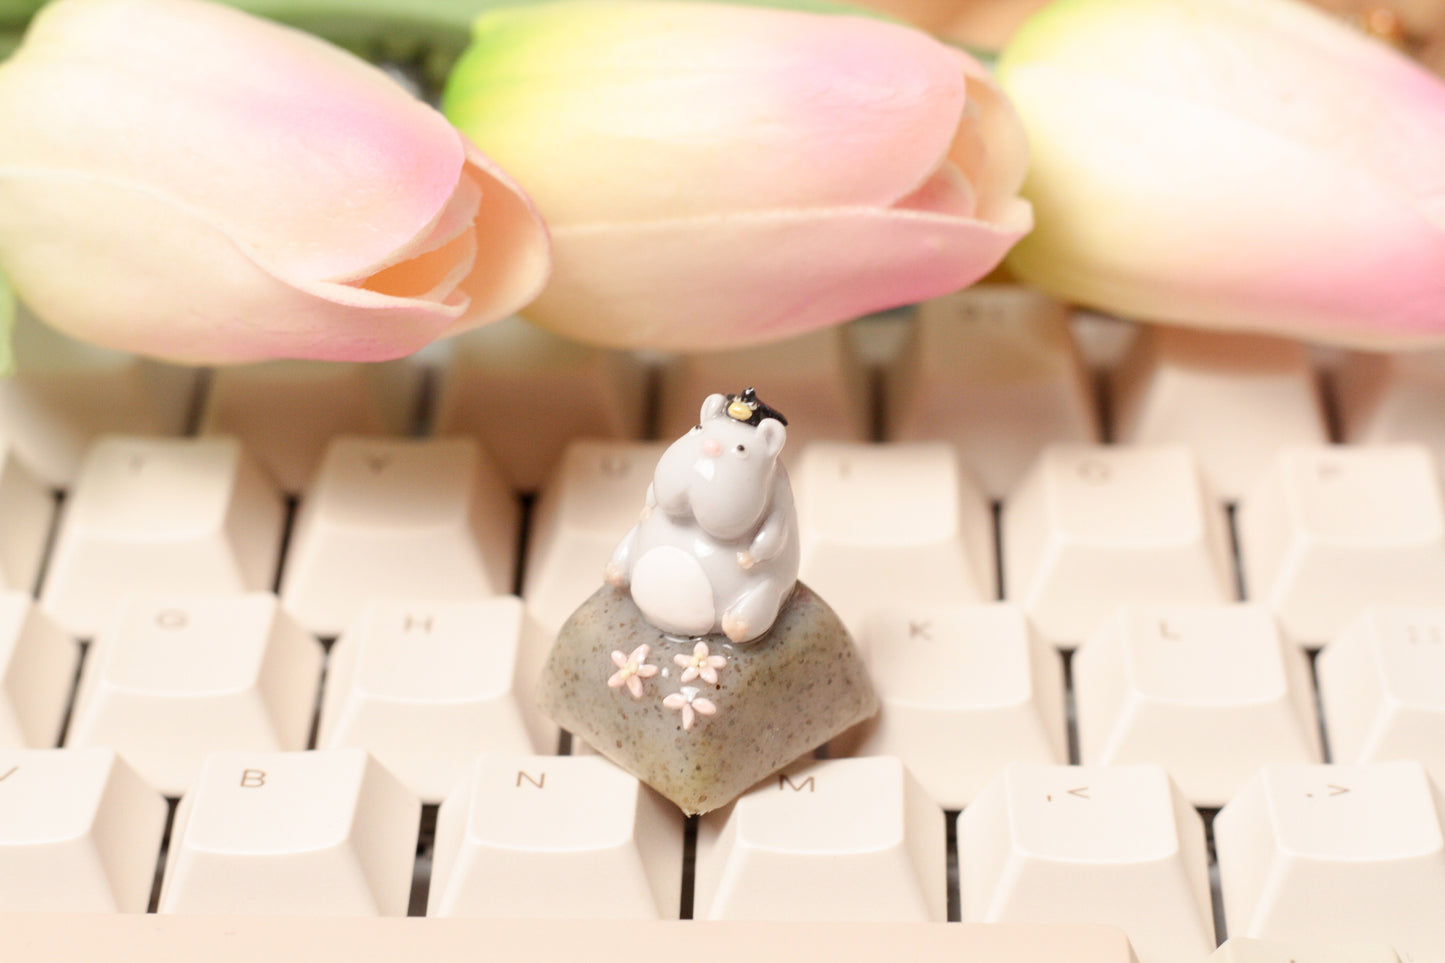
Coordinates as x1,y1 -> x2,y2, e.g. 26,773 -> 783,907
656,327 -> 871,451
1235,444 -> 1445,645
0,747 -> 167,912
522,440 -> 667,641
430,317 -> 649,491
1335,348 -> 1445,465
280,437 -> 519,637
0,308 -> 196,487
1210,938 -> 1402,962
158,748 -> 420,916
841,603 -> 1067,808
64,593 -> 323,796
0,444 -> 53,594
200,359 -> 422,493
794,442 -> 995,638
1215,761 -> 1445,961
1317,606 -> 1445,793
40,436 -> 285,638
0,593 -> 77,749
885,285 -> 1099,499
1111,328 -> 1327,501
957,763 -> 1215,963
694,756 -> 946,922
1002,445 -> 1235,648
429,752 -> 683,918
318,597 -> 545,802
1073,604 -> 1322,807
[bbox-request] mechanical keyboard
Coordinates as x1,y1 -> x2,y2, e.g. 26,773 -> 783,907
3,284 -> 1444,963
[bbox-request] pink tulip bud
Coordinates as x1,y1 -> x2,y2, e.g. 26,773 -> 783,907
444,0 -> 1032,350
998,0 -> 1445,348
0,0 -> 551,363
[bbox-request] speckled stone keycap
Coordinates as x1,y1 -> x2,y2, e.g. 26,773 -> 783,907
536,582 -> 877,815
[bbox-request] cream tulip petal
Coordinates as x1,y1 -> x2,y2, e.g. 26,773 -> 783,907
442,141 -> 553,337
521,199 -> 1032,350
955,60 -> 1031,218
446,0 -> 970,221
1003,0 -> 1445,220
1,0 -> 468,281
1003,69 -> 1445,347
0,170 -> 466,363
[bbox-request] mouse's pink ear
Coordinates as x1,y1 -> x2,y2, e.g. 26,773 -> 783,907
699,393 -> 728,423
756,419 -> 787,457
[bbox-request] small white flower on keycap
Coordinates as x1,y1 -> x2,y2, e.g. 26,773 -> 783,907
608,644 -> 658,699
674,641 -> 726,684
662,687 -> 716,731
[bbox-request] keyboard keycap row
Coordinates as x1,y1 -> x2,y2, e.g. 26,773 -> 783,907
7,587 -> 1442,812
8,432 -> 1445,651
8,287 -> 1445,504
3,749 -> 1441,962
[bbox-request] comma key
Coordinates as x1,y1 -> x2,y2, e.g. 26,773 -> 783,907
157,748 -> 420,916
0,747 -> 166,912
957,763 -> 1215,963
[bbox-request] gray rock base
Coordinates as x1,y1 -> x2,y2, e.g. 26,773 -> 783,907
535,582 -> 878,815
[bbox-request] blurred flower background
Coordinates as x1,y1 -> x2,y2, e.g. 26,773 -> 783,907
1,0 -> 1444,364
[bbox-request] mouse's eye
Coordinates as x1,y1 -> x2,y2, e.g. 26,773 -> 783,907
692,424 -> 702,432
735,444 -> 746,453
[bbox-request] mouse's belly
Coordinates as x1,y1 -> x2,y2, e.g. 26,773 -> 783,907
630,545 -> 716,637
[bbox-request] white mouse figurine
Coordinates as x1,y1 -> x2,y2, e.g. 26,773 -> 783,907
605,389 -> 799,643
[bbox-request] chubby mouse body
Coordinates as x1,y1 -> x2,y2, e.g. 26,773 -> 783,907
606,391 -> 798,643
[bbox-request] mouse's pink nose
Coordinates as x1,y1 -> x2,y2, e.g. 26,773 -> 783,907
701,438 -> 723,457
